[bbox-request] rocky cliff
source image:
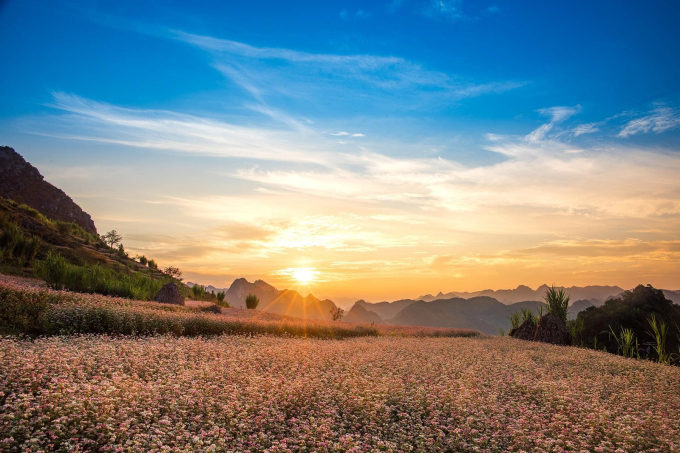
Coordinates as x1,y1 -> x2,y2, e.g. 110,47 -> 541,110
0,146 -> 97,234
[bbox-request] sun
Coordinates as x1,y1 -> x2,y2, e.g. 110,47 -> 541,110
292,268 -> 316,284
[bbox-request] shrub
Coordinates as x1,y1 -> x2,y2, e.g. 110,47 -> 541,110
544,285 -> 569,325
191,284 -> 206,300
245,294 -> 259,310
608,326 -> 638,359
216,291 -> 229,308
139,255 -> 148,265
148,259 -> 158,270
647,314 -> 670,364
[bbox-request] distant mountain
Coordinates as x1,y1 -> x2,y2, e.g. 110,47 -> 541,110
354,299 -> 417,320
0,146 -> 97,234
223,278 -> 337,320
391,297 -> 546,335
418,284 -> 624,304
661,290 -> 680,304
343,303 -> 384,324
568,298 -> 605,320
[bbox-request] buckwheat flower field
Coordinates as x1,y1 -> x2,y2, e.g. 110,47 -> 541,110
2,334 -> 679,452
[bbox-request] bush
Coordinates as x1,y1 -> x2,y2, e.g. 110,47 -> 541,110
139,255 -> 148,265
330,307 -> 344,321
245,294 -> 259,310
191,284 -> 206,300
35,251 -> 166,300
148,259 -> 158,270
216,291 -> 229,308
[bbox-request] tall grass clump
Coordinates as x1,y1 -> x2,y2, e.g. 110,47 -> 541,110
35,251 -> 165,300
647,314 -> 670,364
544,284 -> 569,324
609,326 -> 638,359
0,222 -> 42,266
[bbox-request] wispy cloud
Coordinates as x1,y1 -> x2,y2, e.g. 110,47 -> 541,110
423,0 -> 465,20
172,31 -> 524,111
525,105 -> 581,142
618,104 -> 680,137
572,122 -> 601,136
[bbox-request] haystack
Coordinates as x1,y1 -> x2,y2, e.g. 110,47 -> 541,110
533,313 -> 570,346
154,283 -> 185,306
201,304 -> 222,314
511,319 -> 537,341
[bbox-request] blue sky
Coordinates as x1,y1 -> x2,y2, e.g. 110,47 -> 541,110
1,0 -> 679,300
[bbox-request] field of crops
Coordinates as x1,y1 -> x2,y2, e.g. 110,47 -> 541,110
0,277 -> 479,340
2,334 -> 679,452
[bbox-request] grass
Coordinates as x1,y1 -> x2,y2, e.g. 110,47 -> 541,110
34,250 -> 166,300
0,222 -> 42,267
0,276 -> 479,339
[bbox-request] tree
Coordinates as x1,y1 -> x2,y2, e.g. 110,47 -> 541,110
147,259 -> 158,270
330,307 -> 344,321
245,294 -> 259,310
216,291 -> 226,304
164,266 -> 183,281
101,230 -> 122,249
138,255 -> 148,265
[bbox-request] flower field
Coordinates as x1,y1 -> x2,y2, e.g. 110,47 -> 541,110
1,334 -> 679,452
0,277 -> 478,339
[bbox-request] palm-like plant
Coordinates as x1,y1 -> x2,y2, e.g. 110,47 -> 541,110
544,284 -> 569,324
647,314 -> 670,364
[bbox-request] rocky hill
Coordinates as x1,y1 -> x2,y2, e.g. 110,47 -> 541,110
224,277 -> 338,320
0,146 -> 97,234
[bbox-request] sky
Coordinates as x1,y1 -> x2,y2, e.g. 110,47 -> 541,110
1,0 -> 679,303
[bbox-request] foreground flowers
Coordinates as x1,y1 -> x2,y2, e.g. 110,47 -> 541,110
1,335 -> 679,452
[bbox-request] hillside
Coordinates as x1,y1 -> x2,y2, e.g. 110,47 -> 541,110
0,146 -> 97,234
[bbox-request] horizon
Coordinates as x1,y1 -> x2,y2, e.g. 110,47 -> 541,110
1,0 -> 679,301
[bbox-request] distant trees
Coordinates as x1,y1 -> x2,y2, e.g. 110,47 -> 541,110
138,255 -> 148,265
101,230 -> 122,249
245,294 -> 259,310
216,291 -> 228,307
330,307 -> 344,321
572,285 -> 680,363
148,259 -> 158,270
164,266 -> 182,281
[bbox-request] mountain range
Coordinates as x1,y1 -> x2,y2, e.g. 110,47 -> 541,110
417,284 -> 627,304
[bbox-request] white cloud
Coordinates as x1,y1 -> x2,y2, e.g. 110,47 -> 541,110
572,122 -> 600,136
525,105 -> 581,142
618,105 -> 680,138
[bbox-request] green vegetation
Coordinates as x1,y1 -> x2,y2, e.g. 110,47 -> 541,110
148,259 -> 158,270
101,230 -> 123,249
35,251 -> 166,300
647,314 -> 671,364
216,290 -> 229,308
191,284 -> 206,300
544,284 -> 569,324
245,293 -> 260,309
138,255 -> 148,265
0,222 -> 42,267
573,285 -> 680,365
